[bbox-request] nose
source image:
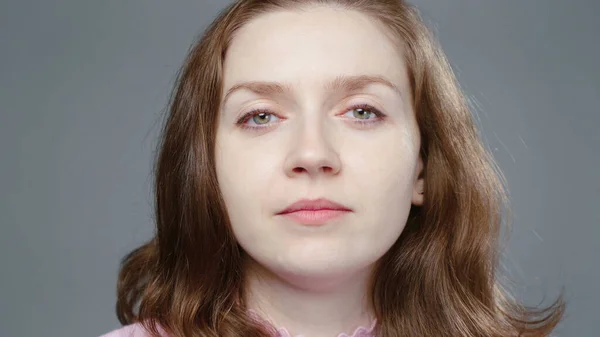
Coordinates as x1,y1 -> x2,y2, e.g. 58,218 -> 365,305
283,119 -> 342,179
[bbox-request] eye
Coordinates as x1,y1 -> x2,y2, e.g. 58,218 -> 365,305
342,103 -> 386,123
346,107 -> 375,120
236,109 -> 282,130
250,111 -> 279,125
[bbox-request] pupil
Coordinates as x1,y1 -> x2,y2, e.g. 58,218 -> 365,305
254,113 -> 269,124
355,108 -> 368,119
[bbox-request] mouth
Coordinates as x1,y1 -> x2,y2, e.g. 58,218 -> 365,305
278,209 -> 350,225
276,198 -> 352,226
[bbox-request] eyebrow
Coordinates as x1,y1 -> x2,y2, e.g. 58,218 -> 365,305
221,74 -> 402,105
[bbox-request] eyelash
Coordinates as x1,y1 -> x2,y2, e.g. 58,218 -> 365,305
235,103 -> 386,131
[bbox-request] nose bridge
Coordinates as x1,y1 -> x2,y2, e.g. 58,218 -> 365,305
297,114 -> 329,155
284,106 -> 341,177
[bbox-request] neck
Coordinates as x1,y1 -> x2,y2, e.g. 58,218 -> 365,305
243,260 -> 375,337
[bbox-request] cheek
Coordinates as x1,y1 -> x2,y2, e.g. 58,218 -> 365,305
215,137 -> 279,232
343,133 -> 417,232
350,166 -> 414,260
345,130 -> 418,199
217,143 -> 279,193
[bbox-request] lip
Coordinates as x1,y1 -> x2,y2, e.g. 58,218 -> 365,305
276,198 -> 352,225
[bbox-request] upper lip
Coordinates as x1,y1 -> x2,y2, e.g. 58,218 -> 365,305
277,198 -> 352,214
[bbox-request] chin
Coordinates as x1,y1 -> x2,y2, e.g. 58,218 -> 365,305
258,252 -> 376,290
239,233 -> 389,289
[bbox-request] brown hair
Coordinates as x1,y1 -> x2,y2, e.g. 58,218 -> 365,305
115,1 -> 565,336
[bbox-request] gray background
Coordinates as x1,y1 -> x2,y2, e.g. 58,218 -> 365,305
1,0 -> 598,336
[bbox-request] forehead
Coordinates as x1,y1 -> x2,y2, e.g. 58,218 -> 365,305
222,6 -> 408,94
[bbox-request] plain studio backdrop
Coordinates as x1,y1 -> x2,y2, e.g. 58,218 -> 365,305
1,0 -> 598,336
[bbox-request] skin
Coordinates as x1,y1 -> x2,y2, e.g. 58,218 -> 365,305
215,5 -> 424,337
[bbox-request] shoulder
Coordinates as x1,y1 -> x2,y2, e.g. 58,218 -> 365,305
99,323 -> 157,337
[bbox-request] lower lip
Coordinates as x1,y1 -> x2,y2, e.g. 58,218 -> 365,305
279,209 -> 350,225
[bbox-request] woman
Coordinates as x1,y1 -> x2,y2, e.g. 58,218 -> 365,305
102,0 -> 564,336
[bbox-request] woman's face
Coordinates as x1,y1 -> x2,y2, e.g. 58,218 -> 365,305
215,6 -> 424,288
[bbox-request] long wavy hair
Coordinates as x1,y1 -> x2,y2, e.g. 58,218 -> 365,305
115,1 -> 565,336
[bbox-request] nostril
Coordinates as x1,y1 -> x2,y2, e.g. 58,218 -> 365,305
292,166 -> 333,174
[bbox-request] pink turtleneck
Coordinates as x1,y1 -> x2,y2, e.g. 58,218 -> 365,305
99,320 -> 377,337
